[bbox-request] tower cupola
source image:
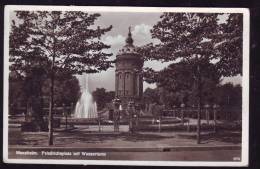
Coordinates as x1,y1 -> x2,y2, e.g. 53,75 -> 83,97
125,27 -> 133,46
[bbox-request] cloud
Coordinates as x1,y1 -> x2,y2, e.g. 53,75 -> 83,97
101,23 -> 155,54
132,24 -> 154,46
143,82 -> 156,90
144,60 -> 175,71
132,24 -> 152,37
102,34 -> 125,46
221,75 -> 242,85
217,14 -> 229,24
101,23 -> 154,48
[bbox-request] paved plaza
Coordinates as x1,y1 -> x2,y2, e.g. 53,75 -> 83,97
9,123 -> 241,147
8,123 -> 241,161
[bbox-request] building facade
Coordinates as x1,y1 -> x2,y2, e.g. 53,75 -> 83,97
115,28 -> 144,105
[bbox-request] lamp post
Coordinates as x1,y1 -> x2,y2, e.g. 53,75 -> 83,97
98,111 -> 101,132
204,104 -> 210,125
192,104 -> 196,118
135,103 -> 140,127
213,104 -> 219,133
172,105 -> 177,117
70,102 -> 74,116
62,103 -> 67,130
113,98 -> 121,132
180,103 -> 185,125
70,102 -> 74,128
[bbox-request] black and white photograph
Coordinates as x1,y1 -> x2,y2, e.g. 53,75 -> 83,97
3,6 -> 249,166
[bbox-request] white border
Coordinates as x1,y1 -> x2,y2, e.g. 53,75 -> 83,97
3,5 -> 250,166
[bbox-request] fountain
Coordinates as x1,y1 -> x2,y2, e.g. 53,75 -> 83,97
74,74 -> 98,118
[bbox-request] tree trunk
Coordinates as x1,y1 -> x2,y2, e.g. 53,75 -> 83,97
48,36 -> 56,145
214,108 -> 217,133
197,65 -> 201,144
48,61 -> 55,145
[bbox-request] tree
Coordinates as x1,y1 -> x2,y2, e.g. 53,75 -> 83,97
149,61 -> 220,107
140,13 -> 242,143
10,11 -> 113,145
143,87 -> 160,105
24,66 -> 47,129
9,71 -> 27,115
42,73 -> 81,107
213,14 -> 243,76
92,88 -> 115,111
9,68 -> 81,129
214,83 -> 242,108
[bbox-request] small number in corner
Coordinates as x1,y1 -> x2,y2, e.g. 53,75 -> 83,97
233,157 -> 241,161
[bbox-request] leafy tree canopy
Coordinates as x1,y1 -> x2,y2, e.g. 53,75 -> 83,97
214,83 -> 242,107
139,13 -> 242,77
9,70 -> 81,111
144,60 -> 221,106
9,11 -> 113,76
213,14 -> 243,76
143,87 -> 160,104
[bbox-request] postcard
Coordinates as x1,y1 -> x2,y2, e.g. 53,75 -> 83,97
3,5 -> 249,166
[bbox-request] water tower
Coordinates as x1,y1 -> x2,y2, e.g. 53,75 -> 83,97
115,27 -> 144,107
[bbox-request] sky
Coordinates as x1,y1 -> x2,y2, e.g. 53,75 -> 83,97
10,11 -> 242,92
